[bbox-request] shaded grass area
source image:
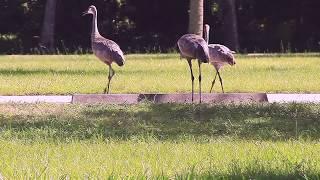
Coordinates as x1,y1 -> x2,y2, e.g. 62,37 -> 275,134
0,103 -> 320,141
0,54 -> 320,95
1,103 -> 320,178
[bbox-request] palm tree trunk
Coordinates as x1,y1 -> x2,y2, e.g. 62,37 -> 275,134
40,0 -> 57,53
188,0 -> 204,37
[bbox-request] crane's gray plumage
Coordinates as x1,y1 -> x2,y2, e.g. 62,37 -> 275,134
92,37 -> 125,66
178,34 -> 209,63
177,33 -> 209,103
204,24 -> 236,93
83,5 -> 125,94
208,44 -> 235,70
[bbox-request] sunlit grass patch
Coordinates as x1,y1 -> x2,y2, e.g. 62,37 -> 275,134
1,139 -> 320,179
0,54 -> 319,95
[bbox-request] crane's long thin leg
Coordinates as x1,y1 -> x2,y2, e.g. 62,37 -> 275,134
198,60 -> 202,103
209,71 -> 218,93
104,64 -> 115,94
187,59 -> 194,102
217,71 -> 224,93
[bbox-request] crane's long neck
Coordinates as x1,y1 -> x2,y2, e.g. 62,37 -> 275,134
204,26 -> 209,44
91,11 -> 101,38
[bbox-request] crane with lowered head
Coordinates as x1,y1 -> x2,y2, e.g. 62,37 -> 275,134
204,24 -> 236,93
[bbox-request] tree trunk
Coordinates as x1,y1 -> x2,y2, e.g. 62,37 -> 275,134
188,0 -> 204,37
40,0 -> 57,53
221,0 -> 239,51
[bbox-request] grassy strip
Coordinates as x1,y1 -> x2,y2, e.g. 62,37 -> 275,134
1,103 -> 320,141
0,54 -> 320,95
245,52 -> 320,57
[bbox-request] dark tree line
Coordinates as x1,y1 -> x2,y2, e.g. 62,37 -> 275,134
0,0 -> 319,54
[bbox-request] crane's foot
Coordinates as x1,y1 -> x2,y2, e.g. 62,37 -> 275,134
103,88 -> 109,94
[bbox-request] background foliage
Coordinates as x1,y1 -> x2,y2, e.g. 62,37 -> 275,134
0,0 -> 319,54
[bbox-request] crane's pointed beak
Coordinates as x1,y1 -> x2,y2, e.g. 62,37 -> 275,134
229,61 -> 236,66
82,11 -> 88,16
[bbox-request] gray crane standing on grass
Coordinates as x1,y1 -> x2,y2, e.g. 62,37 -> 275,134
83,5 -> 125,94
204,24 -> 236,93
177,33 -> 210,103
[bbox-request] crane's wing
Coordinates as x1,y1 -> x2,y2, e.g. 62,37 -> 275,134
208,44 -> 235,65
92,37 -> 125,66
177,34 -> 209,63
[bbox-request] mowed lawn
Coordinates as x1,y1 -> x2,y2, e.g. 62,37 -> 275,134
1,54 -> 320,178
1,103 -> 320,178
0,54 -> 320,95
2,139 -> 320,179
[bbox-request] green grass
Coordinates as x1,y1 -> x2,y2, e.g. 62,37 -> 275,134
1,53 -> 320,178
1,103 -> 320,178
2,140 -> 320,179
1,103 -> 320,141
0,54 -> 320,95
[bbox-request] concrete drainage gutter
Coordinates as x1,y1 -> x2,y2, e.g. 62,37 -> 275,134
72,93 -> 268,104
1,93 -> 320,104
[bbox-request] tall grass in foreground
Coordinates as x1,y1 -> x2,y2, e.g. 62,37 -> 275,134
0,54 -> 320,95
1,140 -> 320,179
1,103 -> 320,178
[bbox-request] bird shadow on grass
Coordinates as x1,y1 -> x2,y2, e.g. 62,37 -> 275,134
0,103 -> 320,142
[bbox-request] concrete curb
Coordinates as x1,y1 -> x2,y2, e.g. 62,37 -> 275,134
1,93 -> 320,104
72,93 -> 268,104
267,94 -> 320,103
0,96 -> 72,104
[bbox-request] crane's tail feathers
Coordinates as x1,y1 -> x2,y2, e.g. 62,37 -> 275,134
175,42 -> 183,60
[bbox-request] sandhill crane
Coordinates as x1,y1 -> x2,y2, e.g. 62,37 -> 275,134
177,34 -> 210,103
83,5 -> 125,94
204,24 -> 236,93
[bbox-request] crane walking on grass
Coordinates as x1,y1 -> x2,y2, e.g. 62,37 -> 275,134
204,24 -> 236,93
177,33 -> 210,103
83,5 -> 125,94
